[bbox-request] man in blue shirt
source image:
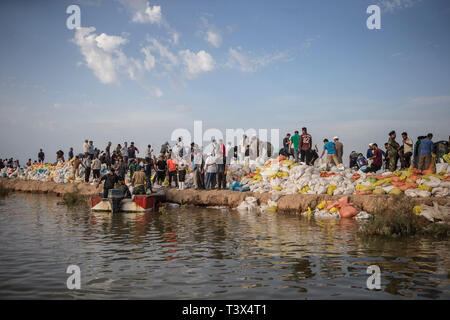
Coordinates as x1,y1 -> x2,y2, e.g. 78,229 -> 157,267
320,139 -> 339,171
418,133 -> 434,171
366,143 -> 374,159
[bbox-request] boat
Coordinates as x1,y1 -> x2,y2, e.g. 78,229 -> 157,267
91,189 -> 165,213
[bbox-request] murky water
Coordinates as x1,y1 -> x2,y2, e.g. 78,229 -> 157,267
0,193 -> 449,299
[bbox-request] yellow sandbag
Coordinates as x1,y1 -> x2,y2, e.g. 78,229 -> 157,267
164,177 -> 169,186
327,184 -> 337,195
267,206 -> 277,213
418,184 -> 432,192
413,205 -> 422,216
388,188 -> 402,195
298,185 -> 310,194
317,200 -> 326,210
273,186 -> 282,191
373,188 -> 386,195
329,207 -> 339,213
393,171 -> 401,177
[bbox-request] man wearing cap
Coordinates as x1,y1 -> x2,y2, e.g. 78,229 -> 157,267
387,131 -> 400,172
333,137 -> 343,164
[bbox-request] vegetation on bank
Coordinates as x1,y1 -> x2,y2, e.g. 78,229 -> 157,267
359,197 -> 450,239
0,183 -> 11,198
59,190 -> 88,208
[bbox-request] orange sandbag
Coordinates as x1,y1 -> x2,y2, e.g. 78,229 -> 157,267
356,190 -> 373,195
392,182 -> 417,191
339,205 -> 360,218
351,173 -> 360,181
412,168 -> 422,174
444,176 -> 450,182
422,164 -> 435,175
409,174 -> 419,182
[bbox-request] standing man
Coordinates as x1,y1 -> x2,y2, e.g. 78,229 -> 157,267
217,140 -> 227,190
131,166 -> 147,195
418,133 -> 434,171
73,156 -> 81,178
38,149 -> 45,163
121,142 -> 128,168
333,136 -> 343,164
82,154 -> 92,183
387,131 -> 400,172
105,141 -> 112,169
167,155 -> 178,188
144,158 -> 153,193
413,136 -> 424,169
68,147 -> 74,161
289,130 -> 301,163
239,135 -> 248,162
127,142 -> 139,167
300,127 -> 312,164
83,139 -> 89,157
283,133 -> 291,157
401,132 -> 413,169
204,153 -> 217,190
319,139 -> 339,171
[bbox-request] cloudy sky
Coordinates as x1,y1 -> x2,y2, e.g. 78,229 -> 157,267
0,0 -> 449,163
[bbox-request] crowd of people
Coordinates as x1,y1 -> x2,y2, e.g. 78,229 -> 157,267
2,129 -> 448,197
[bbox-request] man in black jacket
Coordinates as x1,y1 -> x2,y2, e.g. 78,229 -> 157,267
100,168 -> 119,198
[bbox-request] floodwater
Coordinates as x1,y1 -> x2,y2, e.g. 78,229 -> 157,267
0,192 -> 449,299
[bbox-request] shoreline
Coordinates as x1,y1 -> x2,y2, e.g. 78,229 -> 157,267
1,177 -> 449,213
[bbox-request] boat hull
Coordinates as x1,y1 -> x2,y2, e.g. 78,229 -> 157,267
91,194 -> 162,213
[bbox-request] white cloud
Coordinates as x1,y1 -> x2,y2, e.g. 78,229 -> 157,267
141,47 -> 156,70
377,0 -> 420,13
117,0 -> 162,24
205,30 -> 222,48
226,47 -> 287,72
73,27 -> 128,84
179,49 -> 215,78
200,16 -> 222,48
145,37 -> 179,70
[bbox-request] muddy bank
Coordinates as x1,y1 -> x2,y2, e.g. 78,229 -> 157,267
2,178 -> 449,213
0,178 -> 102,196
164,189 -> 449,213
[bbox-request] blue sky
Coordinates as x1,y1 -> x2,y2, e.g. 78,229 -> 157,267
1,0 -> 449,163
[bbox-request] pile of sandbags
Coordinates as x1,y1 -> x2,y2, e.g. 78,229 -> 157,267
300,196 -> 370,220
235,156 -> 450,199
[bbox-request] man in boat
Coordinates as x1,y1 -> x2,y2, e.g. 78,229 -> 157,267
132,166 -> 147,195
116,178 -> 131,198
100,168 -> 119,198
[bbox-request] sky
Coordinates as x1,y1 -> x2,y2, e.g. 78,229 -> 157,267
0,0 -> 449,163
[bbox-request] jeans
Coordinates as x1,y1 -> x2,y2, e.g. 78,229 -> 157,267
205,172 -> 217,189
293,149 -> 299,162
84,167 -> 91,183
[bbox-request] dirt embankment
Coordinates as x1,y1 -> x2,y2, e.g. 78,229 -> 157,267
0,178 -> 102,196
2,178 -> 449,213
164,189 -> 449,213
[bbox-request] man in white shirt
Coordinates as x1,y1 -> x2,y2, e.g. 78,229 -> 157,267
83,139 -> 89,157
204,153 -> 217,190
401,132 -> 413,169
238,135 -> 248,162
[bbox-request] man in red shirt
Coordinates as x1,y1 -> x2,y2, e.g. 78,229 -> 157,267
367,143 -> 382,173
299,127 -> 312,165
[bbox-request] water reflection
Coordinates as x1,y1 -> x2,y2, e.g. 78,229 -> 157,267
0,192 -> 449,299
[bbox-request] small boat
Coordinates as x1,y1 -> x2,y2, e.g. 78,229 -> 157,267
91,189 -> 165,213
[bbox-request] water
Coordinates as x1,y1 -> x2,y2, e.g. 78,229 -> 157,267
0,193 -> 449,299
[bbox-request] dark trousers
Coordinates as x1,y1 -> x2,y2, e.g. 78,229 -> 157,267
103,187 -> 112,199
93,169 -> 100,179
300,149 -> 312,164
217,165 -> 226,189
402,152 -> 412,169
153,171 -> 165,184
146,175 -> 152,191
168,170 -> 178,187
205,172 -> 217,190
367,163 -> 381,173
84,167 -> 91,183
